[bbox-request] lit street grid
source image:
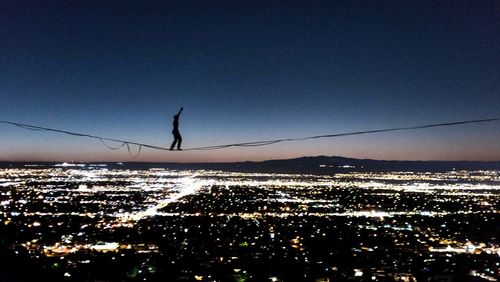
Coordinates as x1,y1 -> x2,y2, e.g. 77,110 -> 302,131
1,164 -> 499,281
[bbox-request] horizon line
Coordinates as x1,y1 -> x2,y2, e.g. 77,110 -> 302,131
2,155 -> 500,164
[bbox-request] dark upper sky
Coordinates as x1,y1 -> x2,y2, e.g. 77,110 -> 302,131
1,0 -> 499,162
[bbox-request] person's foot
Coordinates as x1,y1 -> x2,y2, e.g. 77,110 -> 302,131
169,148 -> 174,151
177,148 -> 182,151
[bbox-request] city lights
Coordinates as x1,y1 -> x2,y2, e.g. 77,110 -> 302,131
0,165 -> 498,280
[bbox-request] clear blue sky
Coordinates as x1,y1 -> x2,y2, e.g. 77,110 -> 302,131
1,1 -> 499,162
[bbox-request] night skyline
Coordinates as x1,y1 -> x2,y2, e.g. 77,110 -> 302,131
1,1 -> 499,162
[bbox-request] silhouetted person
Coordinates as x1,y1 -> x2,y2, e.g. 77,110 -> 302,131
170,107 -> 183,150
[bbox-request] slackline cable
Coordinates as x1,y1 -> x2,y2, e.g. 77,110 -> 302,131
0,118 -> 497,158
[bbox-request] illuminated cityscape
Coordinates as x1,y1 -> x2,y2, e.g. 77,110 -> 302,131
0,164 -> 499,281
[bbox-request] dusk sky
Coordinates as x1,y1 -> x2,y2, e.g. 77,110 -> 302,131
1,1 -> 499,162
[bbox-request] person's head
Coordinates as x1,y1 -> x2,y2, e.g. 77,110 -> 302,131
173,114 -> 179,119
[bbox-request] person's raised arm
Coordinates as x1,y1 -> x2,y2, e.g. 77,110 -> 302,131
177,107 -> 184,116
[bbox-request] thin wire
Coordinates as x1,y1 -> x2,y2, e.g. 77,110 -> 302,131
0,118 -> 498,156
126,143 -> 142,158
0,120 -> 168,157
99,138 -> 127,150
183,118 -> 499,151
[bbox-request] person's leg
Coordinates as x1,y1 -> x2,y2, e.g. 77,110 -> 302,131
177,134 -> 182,150
170,137 -> 177,150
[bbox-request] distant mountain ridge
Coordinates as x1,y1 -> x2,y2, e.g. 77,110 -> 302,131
229,156 -> 500,173
2,156 -> 500,174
